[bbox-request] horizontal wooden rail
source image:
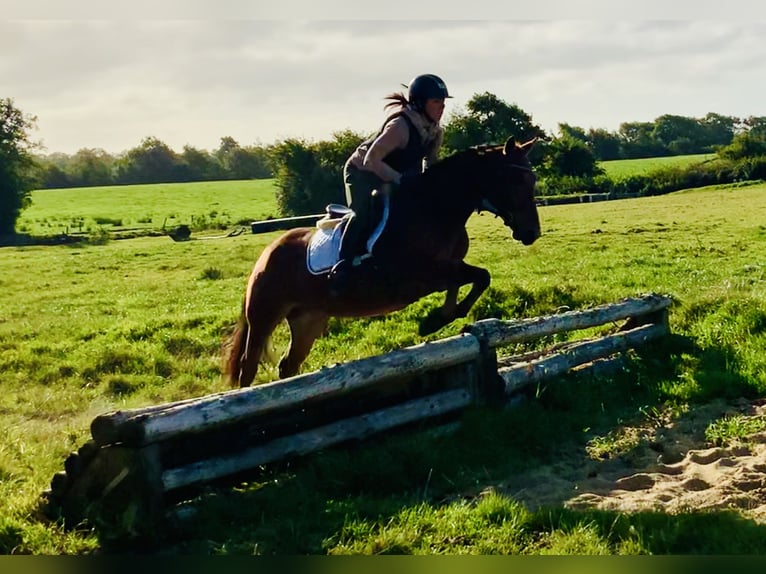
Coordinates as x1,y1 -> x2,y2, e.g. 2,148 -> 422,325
499,322 -> 667,394
161,387 -> 473,491
465,293 -> 670,349
250,214 -> 324,234
91,334 -> 480,447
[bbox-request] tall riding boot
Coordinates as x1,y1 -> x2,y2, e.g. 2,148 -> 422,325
329,217 -> 363,295
328,258 -> 352,296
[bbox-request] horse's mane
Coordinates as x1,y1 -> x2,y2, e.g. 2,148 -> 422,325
428,143 -> 509,175
409,144 -> 503,201
435,145 -> 486,169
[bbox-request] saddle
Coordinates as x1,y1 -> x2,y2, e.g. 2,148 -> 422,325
306,195 -> 390,275
316,203 -> 354,230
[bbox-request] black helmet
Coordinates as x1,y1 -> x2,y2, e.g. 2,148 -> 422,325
407,74 -> 452,109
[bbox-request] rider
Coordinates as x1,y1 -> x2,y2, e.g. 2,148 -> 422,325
328,73 -> 452,294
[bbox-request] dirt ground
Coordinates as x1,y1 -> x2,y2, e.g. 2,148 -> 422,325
489,398 -> 766,522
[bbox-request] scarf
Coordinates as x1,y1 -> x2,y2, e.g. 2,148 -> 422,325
400,104 -> 443,146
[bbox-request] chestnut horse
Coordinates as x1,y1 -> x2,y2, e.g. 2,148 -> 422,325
225,136 -> 541,387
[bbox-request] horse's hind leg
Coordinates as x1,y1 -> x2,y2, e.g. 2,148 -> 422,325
237,297 -> 290,387
279,309 -> 329,379
237,319 -> 275,387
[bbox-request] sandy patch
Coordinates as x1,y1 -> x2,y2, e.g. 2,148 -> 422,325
492,398 -> 766,522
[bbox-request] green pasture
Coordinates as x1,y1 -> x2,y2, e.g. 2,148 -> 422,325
15,179 -> 280,237
15,154 -> 717,238
598,153 -> 716,179
1,180 -> 765,554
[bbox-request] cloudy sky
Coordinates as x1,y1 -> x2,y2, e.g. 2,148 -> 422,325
3,1 -> 764,155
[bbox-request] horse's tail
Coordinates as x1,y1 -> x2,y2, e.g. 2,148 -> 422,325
224,298 -> 249,387
224,288 -> 279,387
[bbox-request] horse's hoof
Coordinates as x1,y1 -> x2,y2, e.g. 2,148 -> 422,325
418,312 -> 446,336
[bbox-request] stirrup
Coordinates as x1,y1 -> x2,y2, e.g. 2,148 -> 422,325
328,260 -> 352,296
329,258 -> 351,277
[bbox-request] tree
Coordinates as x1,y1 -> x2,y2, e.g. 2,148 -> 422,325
558,123 -> 589,144
181,145 -> 224,181
68,148 -> 115,187
240,145 -> 274,179
667,137 -> 699,155
618,121 -> 665,158
270,130 -> 364,216
587,128 -> 622,160
0,98 -> 39,234
38,162 -> 72,189
543,135 -> 603,178
651,114 -> 703,152
308,129 -> 364,208
743,116 -> 766,139
114,137 -> 183,184
699,113 -> 739,148
214,136 -> 242,179
443,92 -> 547,157
35,152 -> 72,188
214,137 -> 273,180
270,138 -> 317,216
717,132 -> 766,160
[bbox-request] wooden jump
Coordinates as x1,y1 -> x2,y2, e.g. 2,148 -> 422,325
44,293 -> 671,543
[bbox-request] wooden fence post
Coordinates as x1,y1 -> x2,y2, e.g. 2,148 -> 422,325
51,443 -> 165,543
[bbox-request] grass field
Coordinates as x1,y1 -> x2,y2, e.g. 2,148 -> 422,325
1,176 -> 765,554
598,153 -> 716,178
15,179 -> 280,237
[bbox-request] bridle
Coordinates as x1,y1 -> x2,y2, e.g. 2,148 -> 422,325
476,161 -> 535,226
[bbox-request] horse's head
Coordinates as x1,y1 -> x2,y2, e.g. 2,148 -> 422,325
477,137 -> 541,246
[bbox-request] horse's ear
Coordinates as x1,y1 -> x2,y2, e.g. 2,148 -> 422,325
502,136 -> 516,156
519,137 -> 538,155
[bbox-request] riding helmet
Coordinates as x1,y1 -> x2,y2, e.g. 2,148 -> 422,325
407,74 -> 452,109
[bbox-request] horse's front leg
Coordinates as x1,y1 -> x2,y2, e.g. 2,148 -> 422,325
418,262 -> 490,336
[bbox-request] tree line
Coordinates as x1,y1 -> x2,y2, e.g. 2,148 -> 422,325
3,94 -> 766,234
266,93 -> 766,215
37,135 -> 273,189
28,92 -> 766,191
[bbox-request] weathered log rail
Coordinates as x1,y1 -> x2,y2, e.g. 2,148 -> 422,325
44,293 -> 671,542
89,333 -> 481,448
250,214 -> 324,234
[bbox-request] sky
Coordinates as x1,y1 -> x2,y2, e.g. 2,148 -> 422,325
3,1 -> 765,156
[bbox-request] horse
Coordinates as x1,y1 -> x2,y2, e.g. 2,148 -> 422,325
224,136 -> 541,387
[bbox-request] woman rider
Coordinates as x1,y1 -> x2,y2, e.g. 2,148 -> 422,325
329,73 -> 452,293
